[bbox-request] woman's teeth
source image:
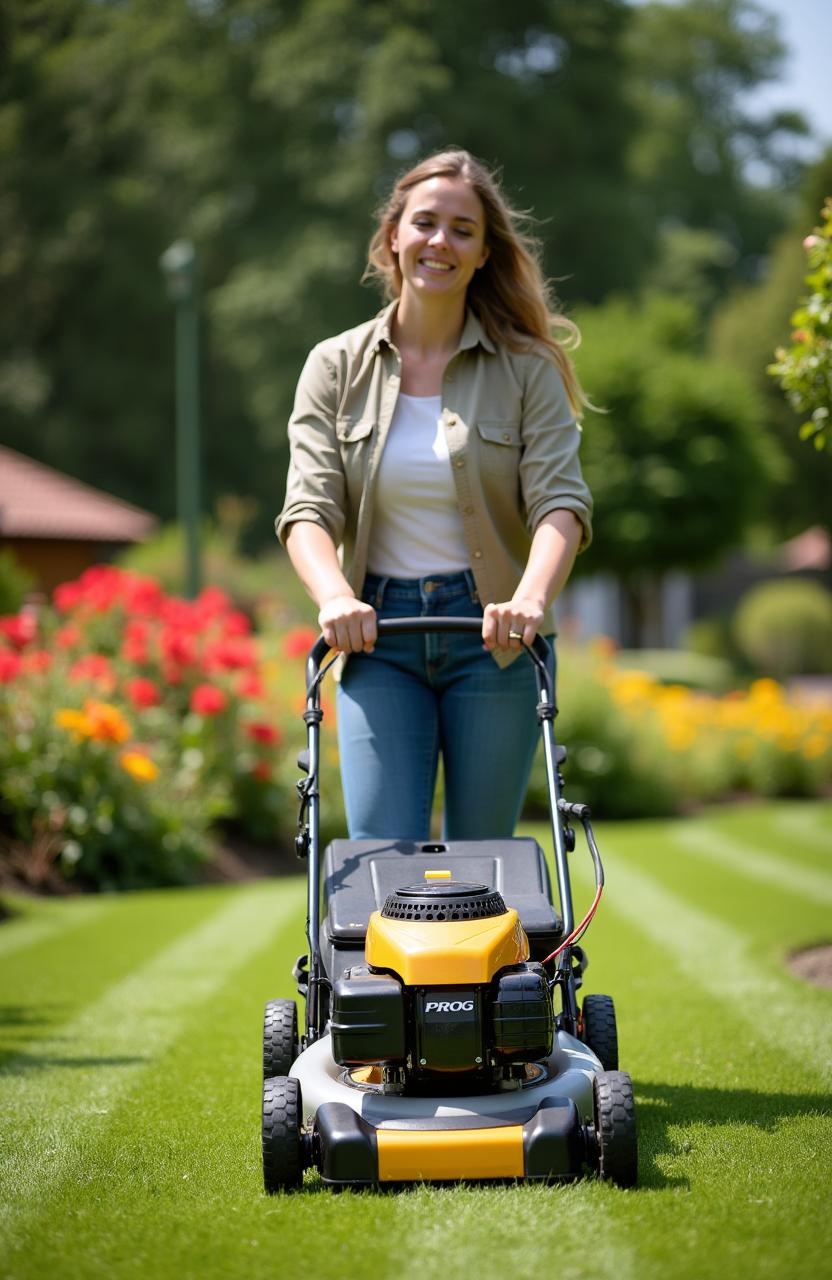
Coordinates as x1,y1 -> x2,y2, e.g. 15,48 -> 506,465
421,259 -> 453,271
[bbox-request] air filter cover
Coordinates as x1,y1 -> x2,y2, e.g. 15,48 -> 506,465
381,881 -> 507,922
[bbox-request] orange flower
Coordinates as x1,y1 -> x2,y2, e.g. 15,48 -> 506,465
119,750 -> 159,782
84,701 -> 132,743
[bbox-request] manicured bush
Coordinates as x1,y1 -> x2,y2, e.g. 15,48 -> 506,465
732,578 -> 832,677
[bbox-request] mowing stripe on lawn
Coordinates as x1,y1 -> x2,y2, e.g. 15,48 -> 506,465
0,880 -> 304,1218
669,824 -> 832,905
770,805 -> 832,852
0,898 -> 105,960
599,844 -> 832,1082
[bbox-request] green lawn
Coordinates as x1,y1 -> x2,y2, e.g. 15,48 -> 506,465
1,800 -> 831,1280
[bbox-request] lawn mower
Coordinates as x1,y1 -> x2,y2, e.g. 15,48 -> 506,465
261,618 -> 637,1190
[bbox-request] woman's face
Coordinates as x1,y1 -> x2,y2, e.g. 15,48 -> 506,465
390,176 -> 489,302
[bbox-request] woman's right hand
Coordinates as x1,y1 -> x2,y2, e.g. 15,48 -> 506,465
318,595 -> 377,654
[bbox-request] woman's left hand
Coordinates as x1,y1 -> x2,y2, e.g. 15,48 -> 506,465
482,597 -> 545,651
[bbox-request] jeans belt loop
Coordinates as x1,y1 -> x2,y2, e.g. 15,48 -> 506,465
374,576 -> 389,609
464,567 -> 480,604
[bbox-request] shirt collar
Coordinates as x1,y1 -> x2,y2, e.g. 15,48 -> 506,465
372,299 -> 496,356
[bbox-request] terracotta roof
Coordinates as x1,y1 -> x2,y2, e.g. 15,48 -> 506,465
0,445 -> 157,542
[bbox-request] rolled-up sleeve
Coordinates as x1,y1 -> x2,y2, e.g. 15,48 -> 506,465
519,354 -> 593,550
275,345 -> 346,548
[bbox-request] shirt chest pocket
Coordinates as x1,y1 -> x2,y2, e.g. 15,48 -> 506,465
476,419 -> 522,475
336,415 -> 375,482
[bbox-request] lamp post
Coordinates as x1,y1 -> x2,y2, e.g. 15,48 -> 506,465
160,238 -> 201,598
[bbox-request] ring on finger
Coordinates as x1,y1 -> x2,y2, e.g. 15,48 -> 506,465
508,629 -> 524,641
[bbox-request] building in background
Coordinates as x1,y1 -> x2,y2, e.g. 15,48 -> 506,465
0,445 -> 157,595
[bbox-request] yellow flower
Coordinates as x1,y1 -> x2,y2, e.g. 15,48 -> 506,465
802,733 -> 829,761
55,708 -> 95,738
119,751 -> 159,782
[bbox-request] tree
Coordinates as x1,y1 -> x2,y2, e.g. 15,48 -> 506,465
709,149 -> 832,533
573,293 -> 779,639
0,0 -> 811,552
624,0 -> 808,289
768,199 -> 832,451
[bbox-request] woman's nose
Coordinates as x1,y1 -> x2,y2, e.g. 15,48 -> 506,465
428,226 -> 448,247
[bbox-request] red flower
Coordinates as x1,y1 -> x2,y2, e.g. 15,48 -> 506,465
22,649 -> 53,675
55,624 -> 82,650
0,614 -> 37,649
236,671 -> 265,699
126,677 -> 162,708
245,721 -> 281,746
69,654 -> 116,690
223,610 -> 251,637
190,683 -> 227,715
160,627 -> 197,668
282,626 -> 319,659
251,760 -> 272,782
0,649 -> 23,683
203,636 -> 257,672
122,619 -> 151,665
53,581 -> 84,613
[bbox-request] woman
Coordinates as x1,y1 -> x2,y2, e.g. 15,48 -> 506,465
277,149 -> 592,841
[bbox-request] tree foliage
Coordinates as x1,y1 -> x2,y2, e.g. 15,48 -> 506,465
768,199 -> 832,451
0,0 -> 809,560
574,293 -> 778,579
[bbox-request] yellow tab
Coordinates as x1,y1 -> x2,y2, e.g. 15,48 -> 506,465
377,1126 -> 525,1181
424,870 -> 452,880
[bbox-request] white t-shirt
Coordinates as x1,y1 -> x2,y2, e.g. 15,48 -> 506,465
366,393 -> 470,578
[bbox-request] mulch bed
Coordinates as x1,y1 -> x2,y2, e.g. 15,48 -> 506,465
787,944 -> 832,989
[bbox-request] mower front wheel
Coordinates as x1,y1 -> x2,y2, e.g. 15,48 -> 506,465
263,998 -> 298,1077
581,994 -> 619,1070
593,1070 -> 637,1187
262,1075 -> 304,1193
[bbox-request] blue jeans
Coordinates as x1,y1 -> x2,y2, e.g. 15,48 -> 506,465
336,571 -> 553,840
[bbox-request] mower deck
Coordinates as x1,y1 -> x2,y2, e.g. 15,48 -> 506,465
315,1096 -> 588,1185
289,1030 -> 601,1185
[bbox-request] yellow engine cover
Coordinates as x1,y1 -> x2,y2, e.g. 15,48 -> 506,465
365,908 -> 529,985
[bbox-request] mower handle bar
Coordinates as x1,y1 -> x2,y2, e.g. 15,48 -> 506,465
305,617 -> 554,702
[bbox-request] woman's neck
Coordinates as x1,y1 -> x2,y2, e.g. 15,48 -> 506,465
392,288 -> 466,358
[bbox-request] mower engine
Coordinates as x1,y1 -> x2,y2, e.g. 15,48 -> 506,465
331,880 -> 554,1089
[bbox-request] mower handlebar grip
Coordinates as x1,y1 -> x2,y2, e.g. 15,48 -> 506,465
306,617 -> 553,685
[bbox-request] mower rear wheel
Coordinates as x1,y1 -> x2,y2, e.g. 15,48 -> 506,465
262,1075 -> 304,1193
263,998 -> 298,1078
581,994 -> 619,1070
593,1071 -> 637,1187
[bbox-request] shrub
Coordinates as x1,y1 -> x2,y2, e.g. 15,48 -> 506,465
732,578 -> 832,677
0,565 -> 290,889
526,642 -> 832,818
0,549 -> 35,615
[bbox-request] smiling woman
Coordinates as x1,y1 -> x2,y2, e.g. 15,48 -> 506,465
276,149 -> 593,841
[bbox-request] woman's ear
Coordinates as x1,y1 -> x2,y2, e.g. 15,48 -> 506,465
477,245 -> 490,269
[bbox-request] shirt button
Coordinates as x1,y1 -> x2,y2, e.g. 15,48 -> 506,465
503,432 -> 512,442
463,506 -> 474,515
454,459 -> 465,469
473,550 -> 483,558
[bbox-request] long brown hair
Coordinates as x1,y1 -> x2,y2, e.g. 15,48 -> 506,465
365,149 -> 588,415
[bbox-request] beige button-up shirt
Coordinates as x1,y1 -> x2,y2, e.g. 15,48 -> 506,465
276,301 -> 593,661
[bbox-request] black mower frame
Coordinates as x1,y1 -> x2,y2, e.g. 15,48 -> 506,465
293,617 -> 604,1050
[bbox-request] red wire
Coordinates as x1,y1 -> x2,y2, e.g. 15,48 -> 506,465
542,880 -> 604,966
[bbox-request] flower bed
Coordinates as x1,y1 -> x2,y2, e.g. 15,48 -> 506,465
0,566 -> 289,889
528,643 -> 832,818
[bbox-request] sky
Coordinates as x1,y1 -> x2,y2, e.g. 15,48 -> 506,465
749,0 -> 832,148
